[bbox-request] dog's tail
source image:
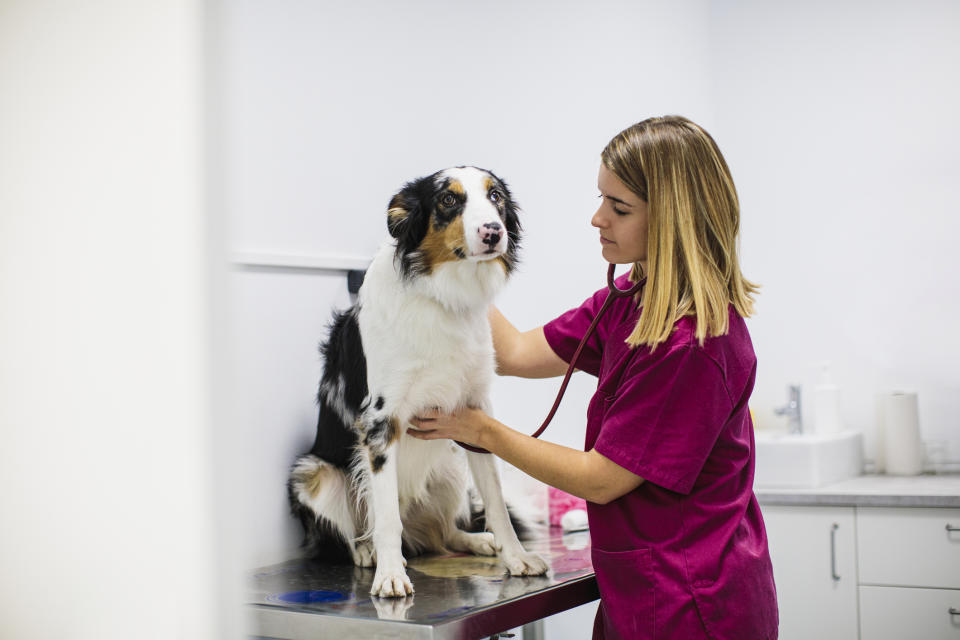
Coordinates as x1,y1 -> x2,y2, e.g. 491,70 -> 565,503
287,454 -> 355,564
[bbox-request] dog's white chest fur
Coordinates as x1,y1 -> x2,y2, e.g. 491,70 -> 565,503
358,242 -> 503,424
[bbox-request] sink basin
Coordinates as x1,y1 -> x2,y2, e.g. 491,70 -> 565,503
754,431 -> 863,489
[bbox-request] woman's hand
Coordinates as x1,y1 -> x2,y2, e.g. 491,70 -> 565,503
408,407 -> 491,449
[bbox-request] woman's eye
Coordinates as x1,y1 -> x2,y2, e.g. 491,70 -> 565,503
441,194 -> 457,206
614,207 -> 630,216
488,190 -> 502,203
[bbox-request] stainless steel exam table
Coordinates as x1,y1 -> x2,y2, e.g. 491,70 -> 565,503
248,529 -> 598,639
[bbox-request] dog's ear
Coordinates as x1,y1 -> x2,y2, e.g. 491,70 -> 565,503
386,191 -> 414,239
386,175 -> 435,278
487,171 -> 522,274
498,180 -> 522,239
386,176 -> 431,241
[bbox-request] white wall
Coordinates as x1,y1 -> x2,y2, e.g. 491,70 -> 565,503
709,0 -> 960,469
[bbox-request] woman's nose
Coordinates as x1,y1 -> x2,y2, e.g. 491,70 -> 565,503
591,206 -> 607,228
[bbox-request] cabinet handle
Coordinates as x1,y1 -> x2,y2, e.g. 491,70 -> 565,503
950,608 -> 960,617
947,524 -> 960,532
830,523 -> 841,582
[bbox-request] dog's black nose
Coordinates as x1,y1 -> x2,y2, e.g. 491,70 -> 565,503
481,222 -> 502,247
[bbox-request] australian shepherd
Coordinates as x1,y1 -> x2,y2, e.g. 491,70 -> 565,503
288,166 -> 548,598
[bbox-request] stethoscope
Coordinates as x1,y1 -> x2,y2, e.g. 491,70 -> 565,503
458,263 -> 646,454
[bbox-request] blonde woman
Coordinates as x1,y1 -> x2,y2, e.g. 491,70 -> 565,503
410,116 -> 779,640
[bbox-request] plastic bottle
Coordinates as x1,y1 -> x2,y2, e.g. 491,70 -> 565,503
813,361 -> 843,435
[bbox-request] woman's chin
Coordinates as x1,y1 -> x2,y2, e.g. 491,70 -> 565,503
600,246 -> 633,265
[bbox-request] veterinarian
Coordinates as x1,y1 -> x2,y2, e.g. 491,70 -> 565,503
409,115 -> 779,639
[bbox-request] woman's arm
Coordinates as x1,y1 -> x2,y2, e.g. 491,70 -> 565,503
488,306 -> 568,378
408,408 -> 644,505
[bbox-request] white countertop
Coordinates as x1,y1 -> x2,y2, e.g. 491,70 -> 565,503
755,474 -> 960,508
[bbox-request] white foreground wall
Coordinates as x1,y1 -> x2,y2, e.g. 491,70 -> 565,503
0,1 -> 230,638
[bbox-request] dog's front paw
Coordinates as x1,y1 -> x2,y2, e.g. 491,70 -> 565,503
371,564 -> 414,598
501,549 -> 549,576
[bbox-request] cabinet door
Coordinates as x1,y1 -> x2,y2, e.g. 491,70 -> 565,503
763,505 -> 859,640
857,507 -> 960,589
860,585 -> 960,640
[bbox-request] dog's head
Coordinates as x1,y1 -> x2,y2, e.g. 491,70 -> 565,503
386,166 -> 521,279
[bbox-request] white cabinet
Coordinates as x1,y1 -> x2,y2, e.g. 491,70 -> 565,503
764,504 -> 960,640
860,585 -> 960,640
763,505 -> 859,640
857,507 -> 960,589
857,507 -> 960,640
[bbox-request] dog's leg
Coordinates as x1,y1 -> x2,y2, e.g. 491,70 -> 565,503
464,399 -> 549,576
427,472 -> 496,556
357,410 -> 413,598
445,528 -> 498,556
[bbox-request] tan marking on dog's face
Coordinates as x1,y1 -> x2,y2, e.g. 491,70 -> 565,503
483,176 -> 495,192
418,216 -> 466,270
447,180 -> 465,196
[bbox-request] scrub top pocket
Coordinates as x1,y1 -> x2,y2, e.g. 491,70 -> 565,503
590,546 -> 655,639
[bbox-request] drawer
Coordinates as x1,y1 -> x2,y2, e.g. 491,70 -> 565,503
857,507 -> 960,589
859,585 -> 960,640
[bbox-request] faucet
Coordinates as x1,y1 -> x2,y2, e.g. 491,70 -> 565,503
774,384 -> 803,434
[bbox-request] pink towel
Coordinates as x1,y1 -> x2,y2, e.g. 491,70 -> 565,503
548,487 -> 587,528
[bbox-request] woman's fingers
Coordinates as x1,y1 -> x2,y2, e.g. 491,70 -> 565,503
407,427 -> 438,440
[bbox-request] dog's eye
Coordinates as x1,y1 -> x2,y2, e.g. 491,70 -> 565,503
488,190 -> 502,203
440,193 -> 457,207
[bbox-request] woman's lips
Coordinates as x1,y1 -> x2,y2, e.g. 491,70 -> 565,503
600,236 -> 614,245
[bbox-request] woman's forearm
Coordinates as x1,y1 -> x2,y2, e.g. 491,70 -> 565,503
477,414 -> 608,504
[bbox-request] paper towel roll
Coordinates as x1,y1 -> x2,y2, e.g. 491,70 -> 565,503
873,394 -> 887,473
882,391 -> 923,476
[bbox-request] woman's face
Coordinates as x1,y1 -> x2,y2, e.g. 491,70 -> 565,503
592,164 -> 649,267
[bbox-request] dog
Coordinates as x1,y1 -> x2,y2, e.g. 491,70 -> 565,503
288,166 -> 549,598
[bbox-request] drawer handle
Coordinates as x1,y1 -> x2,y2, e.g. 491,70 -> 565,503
830,523 -> 841,582
950,608 -> 960,617
947,524 -> 960,532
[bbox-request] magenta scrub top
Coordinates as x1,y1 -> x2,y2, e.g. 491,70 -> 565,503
543,274 -> 779,640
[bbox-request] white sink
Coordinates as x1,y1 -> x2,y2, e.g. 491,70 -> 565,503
754,431 -> 863,489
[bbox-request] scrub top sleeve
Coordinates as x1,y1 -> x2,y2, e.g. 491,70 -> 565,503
592,346 -> 733,495
542,286 -> 611,378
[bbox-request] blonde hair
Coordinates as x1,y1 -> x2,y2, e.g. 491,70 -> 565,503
601,115 -> 759,350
